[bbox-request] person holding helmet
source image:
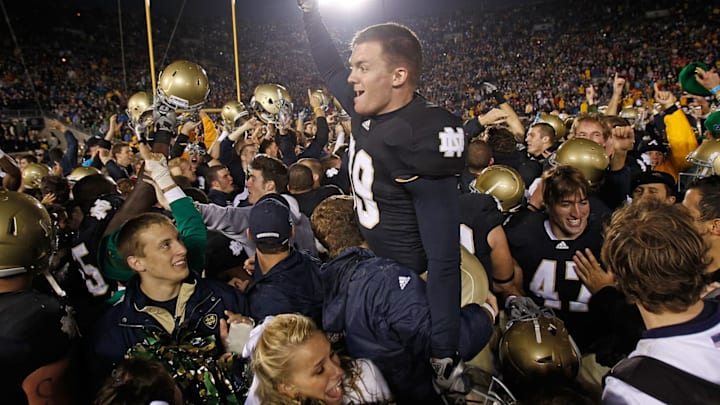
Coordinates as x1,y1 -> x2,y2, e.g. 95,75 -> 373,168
505,165 -> 612,395
21,162 -> 51,200
126,91 -> 154,141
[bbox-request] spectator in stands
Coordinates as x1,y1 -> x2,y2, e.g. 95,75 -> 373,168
103,142 -> 134,181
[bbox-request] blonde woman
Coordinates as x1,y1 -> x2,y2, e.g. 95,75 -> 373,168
246,314 -> 392,404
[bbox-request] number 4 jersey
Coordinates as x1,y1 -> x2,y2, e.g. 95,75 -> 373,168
506,211 -> 604,352
348,95 -> 465,273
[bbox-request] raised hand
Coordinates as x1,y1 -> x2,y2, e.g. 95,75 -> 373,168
654,82 -> 676,110
573,248 -> 614,294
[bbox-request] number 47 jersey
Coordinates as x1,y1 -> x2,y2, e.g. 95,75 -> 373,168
506,211 -> 604,353
348,95 -> 465,273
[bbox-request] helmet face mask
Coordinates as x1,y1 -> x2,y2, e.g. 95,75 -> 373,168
126,91 -> 154,130
548,138 -> 609,185
156,60 -> 210,113
619,107 -> 640,128
0,191 -> 54,277
251,83 -> 293,125
686,139 -> 720,169
470,165 -> 525,213
679,139 -> 720,190
464,367 -> 518,405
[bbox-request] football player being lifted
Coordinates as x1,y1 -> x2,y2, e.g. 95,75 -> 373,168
299,0 -> 475,402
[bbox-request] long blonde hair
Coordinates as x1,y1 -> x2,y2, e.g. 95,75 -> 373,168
253,314 -> 366,404
253,314 -> 321,404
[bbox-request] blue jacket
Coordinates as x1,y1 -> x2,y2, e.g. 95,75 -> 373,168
320,247 -> 493,403
91,273 -> 248,379
246,248 -> 323,325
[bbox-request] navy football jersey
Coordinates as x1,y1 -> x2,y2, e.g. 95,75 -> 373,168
72,194 -> 124,297
459,193 -> 504,281
0,290 -> 77,404
506,211 -> 604,352
304,10 -> 465,357
347,96 -> 465,272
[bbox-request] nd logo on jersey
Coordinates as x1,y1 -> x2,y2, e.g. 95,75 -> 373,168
438,127 -> 464,158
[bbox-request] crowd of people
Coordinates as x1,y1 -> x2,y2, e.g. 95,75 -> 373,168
2,0 -> 720,404
0,0 -> 717,136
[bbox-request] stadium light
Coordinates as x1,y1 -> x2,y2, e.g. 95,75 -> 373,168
318,0 -> 370,11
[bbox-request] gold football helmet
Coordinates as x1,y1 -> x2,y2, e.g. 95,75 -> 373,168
67,166 -> 102,184
0,191 -> 54,277
311,89 -> 330,111
126,91 -> 154,129
126,91 -> 153,121
22,163 -> 50,189
619,106 -> 648,130
687,139 -> 720,171
537,113 -> 567,140
680,139 -> 720,182
499,313 -> 581,382
251,83 -> 293,125
221,100 -> 250,128
619,107 -> 638,122
549,138 -> 609,185
156,60 -> 210,111
470,165 -> 525,213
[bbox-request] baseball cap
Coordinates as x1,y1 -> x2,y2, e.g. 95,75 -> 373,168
705,111 -> 720,134
249,193 -> 293,249
638,138 -> 668,154
678,62 -> 712,97
632,170 -> 676,193
85,135 -> 103,147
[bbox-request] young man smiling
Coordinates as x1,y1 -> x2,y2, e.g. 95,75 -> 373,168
91,146 -> 249,388
506,165 -> 604,353
300,2 -> 467,396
